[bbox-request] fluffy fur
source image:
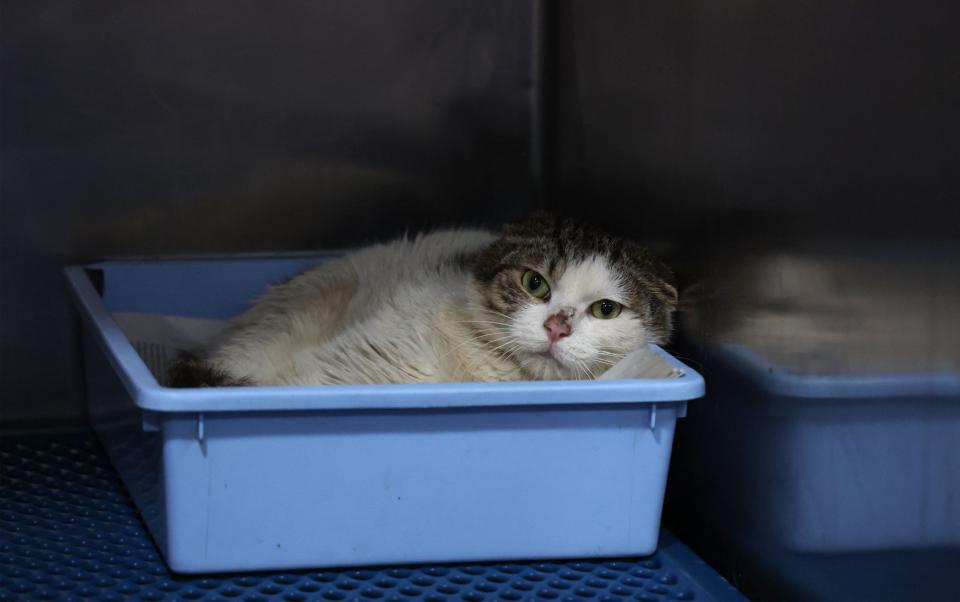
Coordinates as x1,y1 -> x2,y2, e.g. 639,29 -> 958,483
170,215 -> 677,387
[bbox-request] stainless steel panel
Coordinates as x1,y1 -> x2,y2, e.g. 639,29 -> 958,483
550,2 -> 959,598
552,0 -> 959,372
1,1 -> 541,426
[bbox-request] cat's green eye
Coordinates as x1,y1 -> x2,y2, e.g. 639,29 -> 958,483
521,270 -> 550,299
590,299 -> 622,319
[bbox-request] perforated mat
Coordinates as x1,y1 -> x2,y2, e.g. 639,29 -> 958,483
0,432 -> 743,602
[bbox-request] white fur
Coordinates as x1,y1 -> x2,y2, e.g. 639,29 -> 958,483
205,229 -> 647,385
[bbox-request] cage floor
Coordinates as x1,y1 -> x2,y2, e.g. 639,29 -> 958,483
0,431 -> 743,602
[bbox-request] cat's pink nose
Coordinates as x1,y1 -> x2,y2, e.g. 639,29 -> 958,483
544,312 -> 572,343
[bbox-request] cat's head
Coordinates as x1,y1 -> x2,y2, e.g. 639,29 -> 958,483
470,214 -> 678,380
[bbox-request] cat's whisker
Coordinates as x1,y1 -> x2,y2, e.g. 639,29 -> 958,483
438,332 -> 516,360
448,334 -> 514,355
466,305 -> 515,322
596,349 -> 635,357
441,327 -> 510,341
438,320 -> 513,327
593,358 -> 622,365
582,363 -> 593,380
592,357 -> 618,365
487,337 -> 521,358
454,324 -> 509,336
479,333 -> 520,344
581,360 -> 598,380
570,359 -> 585,381
499,343 -> 524,364
429,324 -> 509,339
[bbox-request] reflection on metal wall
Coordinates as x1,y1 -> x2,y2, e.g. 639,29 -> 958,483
1,1 -> 541,426
552,0 -> 959,370
681,235 -> 960,374
3,1 -> 957,429
551,2 -> 959,599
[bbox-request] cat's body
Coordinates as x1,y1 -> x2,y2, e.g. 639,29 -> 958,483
180,229 -> 516,386
171,215 -> 678,387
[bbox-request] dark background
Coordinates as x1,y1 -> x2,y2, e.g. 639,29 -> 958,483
2,0 -> 541,426
552,1 -> 958,238
5,0 -> 958,426
3,2 -> 959,599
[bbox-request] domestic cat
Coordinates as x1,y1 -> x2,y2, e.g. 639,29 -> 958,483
170,214 -> 678,387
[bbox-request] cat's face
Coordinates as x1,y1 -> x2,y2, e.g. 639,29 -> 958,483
471,215 -> 678,380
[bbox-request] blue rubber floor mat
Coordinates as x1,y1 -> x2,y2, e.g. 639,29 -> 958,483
0,432 -> 744,602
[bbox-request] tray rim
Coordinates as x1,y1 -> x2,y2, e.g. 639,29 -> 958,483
66,260 -> 705,413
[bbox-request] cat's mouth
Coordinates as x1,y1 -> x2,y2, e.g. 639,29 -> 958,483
528,346 -> 561,365
528,345 -> 592,379
539,344 -> 571,366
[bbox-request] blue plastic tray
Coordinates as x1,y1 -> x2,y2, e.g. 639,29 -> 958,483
672,342 -> 960,553
64,258 -> 705,573
0,432 -> 743,601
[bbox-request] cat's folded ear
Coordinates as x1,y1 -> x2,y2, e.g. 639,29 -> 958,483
644,265 -> 679,345
651,259 -> 680,309
624,240 -> 679,309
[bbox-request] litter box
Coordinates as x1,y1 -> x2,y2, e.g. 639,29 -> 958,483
65,257 -> 704,574
670,343 -> 960,554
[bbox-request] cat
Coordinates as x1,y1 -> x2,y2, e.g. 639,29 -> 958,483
170,214 -> 678,387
